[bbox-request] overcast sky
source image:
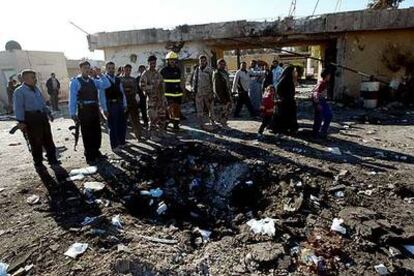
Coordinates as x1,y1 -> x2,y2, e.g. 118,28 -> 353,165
0,0 -> 412,60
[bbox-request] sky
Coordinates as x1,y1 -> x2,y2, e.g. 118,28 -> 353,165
0,0 -> 412,60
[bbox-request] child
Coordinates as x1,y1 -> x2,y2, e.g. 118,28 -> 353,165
312,69 -> 333,138
257,85 -> 276,139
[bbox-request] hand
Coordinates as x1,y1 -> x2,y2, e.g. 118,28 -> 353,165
71,115 -> 79,123
18,122 -> 27,132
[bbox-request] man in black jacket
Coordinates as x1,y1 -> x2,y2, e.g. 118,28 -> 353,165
136,65 -> 149,128
46,73 -> 61,111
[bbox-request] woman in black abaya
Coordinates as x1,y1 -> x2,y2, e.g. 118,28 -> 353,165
270,65 -> 299,134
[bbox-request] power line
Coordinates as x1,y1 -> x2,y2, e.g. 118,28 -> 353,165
288,0 -> 297,17
312,0 -> 320,16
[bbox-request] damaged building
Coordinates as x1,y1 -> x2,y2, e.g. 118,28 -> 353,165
88,7 -> 414,100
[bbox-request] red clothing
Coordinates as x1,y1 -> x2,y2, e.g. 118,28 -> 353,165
260,90 -> 275,117
312,80 -> 328,103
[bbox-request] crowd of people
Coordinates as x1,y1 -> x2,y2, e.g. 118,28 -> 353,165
11,51 -> 333,172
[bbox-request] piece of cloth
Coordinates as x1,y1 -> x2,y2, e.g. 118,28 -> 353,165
139,69 -> 167,130
212,69 -> 231,104
69,75 -> 110,116
258,115 -> 272,134
107,102 -> 127,149
272,66 -> 283,87
160,66 -> 183,97
13,84 -> 50,122
214,102 -> 232,126
234,91 -> 256,117
313,98 -> 332,136
25,111 -> 58,166
78,104 -> 102,162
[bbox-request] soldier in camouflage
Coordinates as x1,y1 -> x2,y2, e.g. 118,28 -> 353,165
139,55 -> 167,141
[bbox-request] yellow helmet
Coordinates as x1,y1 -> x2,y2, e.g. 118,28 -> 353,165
165,51 -> 178,60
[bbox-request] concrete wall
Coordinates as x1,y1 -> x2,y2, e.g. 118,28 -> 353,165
0,50 -> 70,105
103,41 -> 215,77
334,29 -> 414,99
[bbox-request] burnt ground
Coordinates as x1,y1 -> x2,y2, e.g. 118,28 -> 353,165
0,96 -> 414,276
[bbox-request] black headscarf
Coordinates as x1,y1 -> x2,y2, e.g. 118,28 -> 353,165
276,65 -> 295,101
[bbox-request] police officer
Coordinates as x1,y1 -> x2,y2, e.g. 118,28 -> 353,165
14,69 -> 60,171
160,51 -> 183,130
101,62 -> 127,152
69,61 -> 110,164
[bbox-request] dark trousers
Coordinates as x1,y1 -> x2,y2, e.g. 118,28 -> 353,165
258,115 -> 272,134
49,91 -> 59,111
25,111 -> 57,166
138,93 -> 149,126
166,96 -> 182,128
234,91 -> 256,117
108,102 -> 127,149
313,98 -> 333,136
78,104 -> 102,162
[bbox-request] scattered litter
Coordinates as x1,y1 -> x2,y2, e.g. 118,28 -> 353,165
95,199 -> 110,207
91,229 -> 106,235
83,182 -> 105,192
26,194 -> 40,205
0,262 -> 8,276
374,264 -> 389,275
403,245 -> 414,255
194,228 -> 212,243
189,179 -> 201,190
8,142 -> 21,146
69,166 -> 97,176
335,191 -> 345,198
327,147 -> 342,155
117,244 -> 132,253
404,197 -> 414,204
283,194 -> 304,212
246,218 -> 276,237
367,130 -> 377,135
66,174 -> 85,181
81,216 -> 98,226
301,248 -> 325,272
358,189 -> 374,196
367,171 -> 377,176
140,188 -> 164,198
111,215 -> 123,229
330,218 -> 346,235
157,201 -> 168,215
245,180 -> 254,186
137,234 -> 178,245
0,188 -> 5,193
64,243 -> 88,259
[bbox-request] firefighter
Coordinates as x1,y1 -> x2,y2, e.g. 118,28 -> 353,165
160,51 -> 183,130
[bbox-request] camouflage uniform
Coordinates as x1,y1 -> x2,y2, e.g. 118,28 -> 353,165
212,68 -> 232,126
139,69 -> 167,133
192,65 -> 215,127
121,76 -> 142,139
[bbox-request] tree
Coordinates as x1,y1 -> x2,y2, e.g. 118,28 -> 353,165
367,0 -> 404,9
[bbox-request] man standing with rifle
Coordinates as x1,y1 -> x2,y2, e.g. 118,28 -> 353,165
69,61 -> 110,164
13,69 -> 60,172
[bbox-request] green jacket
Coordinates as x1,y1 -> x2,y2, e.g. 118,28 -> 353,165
212,69 -> 231,103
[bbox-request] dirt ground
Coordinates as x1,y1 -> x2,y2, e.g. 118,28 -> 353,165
0,97 -> 414,276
